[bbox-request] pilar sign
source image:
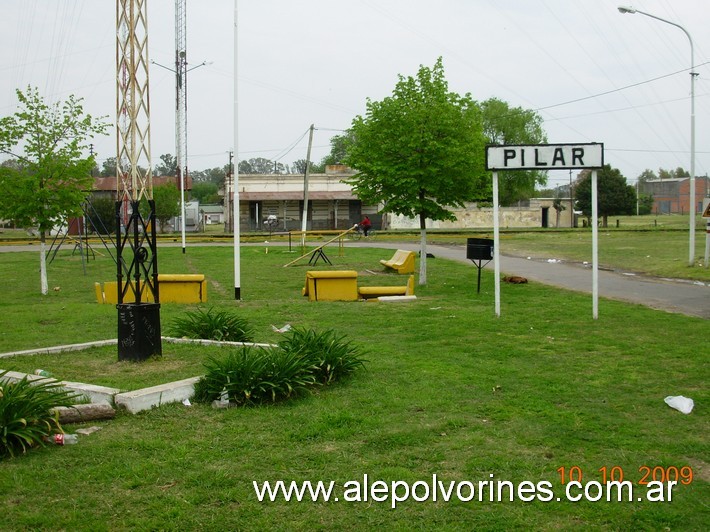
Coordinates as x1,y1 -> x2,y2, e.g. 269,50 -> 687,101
486,143 -> 604,171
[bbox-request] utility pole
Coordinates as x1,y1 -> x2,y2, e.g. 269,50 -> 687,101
116,0 -> 161,361
300,124 -> 315,246
233,0 -> 241,299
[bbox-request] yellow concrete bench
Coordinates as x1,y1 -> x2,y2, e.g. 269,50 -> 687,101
95,274 -> 207,304
379,249 -> 415,274
357,275 -> 415,300
302,270 -> 359,301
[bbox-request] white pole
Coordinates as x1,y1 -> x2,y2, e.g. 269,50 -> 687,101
493,171 -> 501,318
618,7 -> 695,266
591,170 -> 599,319
300,124 -> 314,247
233,0 -> 241,300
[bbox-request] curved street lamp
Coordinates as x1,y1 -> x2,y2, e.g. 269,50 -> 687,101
618,6 -> 697,266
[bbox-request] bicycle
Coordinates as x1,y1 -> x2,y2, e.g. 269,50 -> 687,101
351,224 -> 376,241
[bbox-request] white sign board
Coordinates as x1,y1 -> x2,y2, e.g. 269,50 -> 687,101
485,142 -> 605,320
486,143 -> 604,171
702,198 -> 710,218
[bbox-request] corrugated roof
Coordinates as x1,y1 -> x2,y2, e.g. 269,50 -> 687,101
238,191 -> 356,200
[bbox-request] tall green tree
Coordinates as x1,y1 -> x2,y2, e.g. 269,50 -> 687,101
480,97 -> 547,205
100,157 -> 117,177
86,196 -> 117,235
190,182 -> 220,204
238,157 -> 284,174
0,87 -> 108,294
291,159 -> 324,174
320,132 -> 355,168
142,183 -> 182,233
154,153 -> 177,176
346,58 -> 488,284
574,165 -> 635,227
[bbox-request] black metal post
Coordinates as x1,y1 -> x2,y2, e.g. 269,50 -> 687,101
116,199 -> 162,361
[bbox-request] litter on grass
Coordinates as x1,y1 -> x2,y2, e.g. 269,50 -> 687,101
664,395 -> 694,414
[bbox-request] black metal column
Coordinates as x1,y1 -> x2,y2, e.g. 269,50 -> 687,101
116,199 -> 162,361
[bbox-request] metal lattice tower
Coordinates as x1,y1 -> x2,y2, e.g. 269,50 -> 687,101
117,0 -> 153,206
175,0 -> 188,253
116,0 -> 162,361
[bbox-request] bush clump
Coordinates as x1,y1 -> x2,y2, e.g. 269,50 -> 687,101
169,307 -> 254,342
0,371 -> 80,459
193,328 -> 366,406
279,327 -> 367,385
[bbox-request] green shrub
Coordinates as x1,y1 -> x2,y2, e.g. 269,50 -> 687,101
0,371 -> 80,459
168,307 -> 254,342
193,329 -> 366,407
193,346 -> 316,406
279,328 -> 367,385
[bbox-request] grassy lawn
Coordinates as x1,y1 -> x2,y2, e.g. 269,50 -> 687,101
0,243 -> 708,529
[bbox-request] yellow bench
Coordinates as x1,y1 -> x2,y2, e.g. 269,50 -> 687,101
95,274 -> 207,304
357,275 -> 415,300
380,249 -> 415,274
302,270 -> 359,301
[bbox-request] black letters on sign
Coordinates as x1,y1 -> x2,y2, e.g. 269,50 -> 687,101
572,148 -> 584,166
534,149 -> 547,166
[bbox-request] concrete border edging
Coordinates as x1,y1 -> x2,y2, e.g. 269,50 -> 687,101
0,337 -> 276,414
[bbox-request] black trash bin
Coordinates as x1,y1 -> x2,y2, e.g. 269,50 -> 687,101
466,238 -> 494,293
467,238 -> 494,261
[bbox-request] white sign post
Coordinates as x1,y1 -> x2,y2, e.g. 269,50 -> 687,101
486,143 -> 604,319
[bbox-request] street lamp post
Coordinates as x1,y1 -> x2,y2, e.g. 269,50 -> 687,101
618,6 -> 697,266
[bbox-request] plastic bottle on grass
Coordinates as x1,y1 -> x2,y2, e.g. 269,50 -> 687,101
46,433 -> 78,445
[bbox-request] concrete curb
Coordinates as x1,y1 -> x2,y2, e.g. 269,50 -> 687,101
1,338 -> 275,414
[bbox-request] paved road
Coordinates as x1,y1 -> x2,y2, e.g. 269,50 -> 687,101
2,240 -> 708,319
352,241 -> 710,320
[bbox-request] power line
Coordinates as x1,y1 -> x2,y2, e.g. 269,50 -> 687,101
535,62 -> 709,113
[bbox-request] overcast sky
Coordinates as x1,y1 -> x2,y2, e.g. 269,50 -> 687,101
2,0 -> 709,189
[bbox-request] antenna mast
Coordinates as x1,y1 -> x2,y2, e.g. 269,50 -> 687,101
175,0 -> 188,253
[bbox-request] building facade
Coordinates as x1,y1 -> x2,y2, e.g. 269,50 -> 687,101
640,176 -> 709,215
225,165 -> 380,231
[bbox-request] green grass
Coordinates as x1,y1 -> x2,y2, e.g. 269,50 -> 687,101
426,214 -> 710,281
0,243 -> 708,529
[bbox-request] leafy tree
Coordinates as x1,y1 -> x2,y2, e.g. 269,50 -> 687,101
154,153 -> 177,176
100,157 -> 117,177
320,132 -> 355,167
86,196 -> 117,234
346,58 -> 488,284
191,182 -> 220,204
291,159 -> 324,174
637,169 -> 656,183
238,157 -> 284,174
638,193 -> 654,215
574,165 -> 635,227
479,97 -> 548,205
149,183 -> 182,232
552,197 -> 566,228
0,87 -> 108,294
191,164 -> 230,186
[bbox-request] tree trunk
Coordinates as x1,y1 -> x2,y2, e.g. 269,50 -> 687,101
40,231 -> 48,295
52,404 -> 116,424
419,212 -> 427,285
